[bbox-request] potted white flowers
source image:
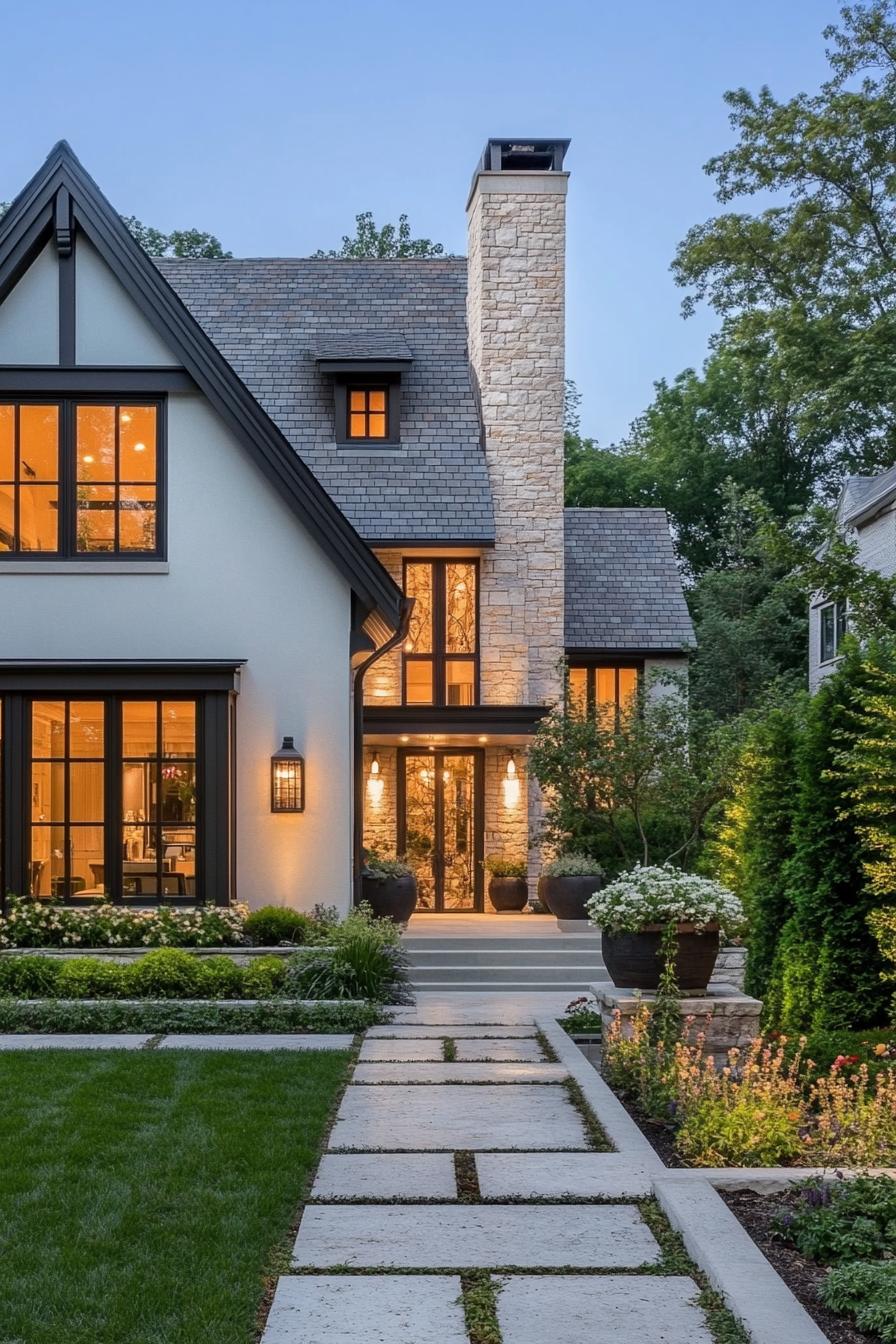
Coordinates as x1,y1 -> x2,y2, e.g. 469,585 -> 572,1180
586,864 -> 743,993
537,852 -> 603,922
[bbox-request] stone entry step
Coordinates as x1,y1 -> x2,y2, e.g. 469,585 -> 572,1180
401,930 -> 609,993
261,1275 -> 468,1344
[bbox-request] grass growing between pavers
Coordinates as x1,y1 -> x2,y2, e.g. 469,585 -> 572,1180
0,1048 -> 352,1344
638,1199 -> 750,1344
460,1271 -> 504,1344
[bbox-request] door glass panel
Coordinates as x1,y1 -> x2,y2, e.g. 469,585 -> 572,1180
30,700 -> 104,899
122,700 -> 197,899
404,755 -> 436,911
441,755 -> 476,910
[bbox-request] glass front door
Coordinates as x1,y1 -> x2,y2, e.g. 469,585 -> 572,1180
398,750 -> 483,912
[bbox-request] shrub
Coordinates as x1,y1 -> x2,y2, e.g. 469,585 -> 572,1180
821,1261 -> 896,1341
55,957 -> 128,999
587,865 -> 743,933
676,1093 -> 802,1167
363,854 -> 413,880
243,906 -> 313,947
0,997 -> 383,1034
285,914 -> 412,1004
242,955 -> 287,997
561,995 -> 603,1034
483,855 -> 527,879
330,903 -> 401,948
542,852 -> 602,878
126,948 -> 210,999
774,1176 -> 896,1265
198,956 -> 244,998
0,897 -> 249,950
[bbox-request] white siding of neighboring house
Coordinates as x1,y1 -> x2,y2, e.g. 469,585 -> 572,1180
809,503 -> 896,693
0,237 -> 356,911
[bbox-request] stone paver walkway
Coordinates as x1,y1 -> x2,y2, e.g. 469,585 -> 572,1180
261,999 -> 718,1344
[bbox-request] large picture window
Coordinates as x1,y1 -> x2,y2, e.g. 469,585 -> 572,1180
0,685 -> 234,905
0,399 -> 161,558
403,560 -> 478,706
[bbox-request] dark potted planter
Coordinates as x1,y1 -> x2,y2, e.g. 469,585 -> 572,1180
360,856 -> 417,925
601,922 -> 721,993
538,874 -> 602,922
488,875 -> 529,912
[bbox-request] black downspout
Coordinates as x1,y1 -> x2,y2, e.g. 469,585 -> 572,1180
352,597 -> 414,906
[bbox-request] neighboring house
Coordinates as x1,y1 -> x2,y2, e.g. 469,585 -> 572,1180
809,466 -> 896,692
0,138 -> 692,916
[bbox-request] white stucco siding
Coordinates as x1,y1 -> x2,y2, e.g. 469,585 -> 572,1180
643,656 -> 689,702
0,243 -> 59,363
75,238 -> 179,366
0,393 -> 354,911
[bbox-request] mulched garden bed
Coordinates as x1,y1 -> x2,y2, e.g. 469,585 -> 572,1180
720,1189 -> 874,1344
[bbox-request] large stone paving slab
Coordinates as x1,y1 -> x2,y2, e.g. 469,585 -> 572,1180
368,1025 -> 536,1038
311,1154 -> 457,1200
329,1084 -> 588,1150
352,1061 -> 568,1084
292,1204 -> 660,1269
454,1038 -> 546,1062
261,1274 -> 467,1344
157,1034 -> 354,1051
0,1034 -> 151,1050
359,1038 -> 446,1061
497,1275 -> 712,1343
476,1152 -> 654,1199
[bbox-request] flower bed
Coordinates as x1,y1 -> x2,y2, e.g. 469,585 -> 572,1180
722,1177 -> 896,1344
0,898 -> 251,949
603,1000 -> 896,1167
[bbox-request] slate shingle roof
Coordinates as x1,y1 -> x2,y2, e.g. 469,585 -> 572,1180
155,258 -> 494,544
312,331 -> 413,362
564,508 -> 695,651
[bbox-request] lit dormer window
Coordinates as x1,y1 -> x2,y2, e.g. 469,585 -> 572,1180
348,388 -> 388,441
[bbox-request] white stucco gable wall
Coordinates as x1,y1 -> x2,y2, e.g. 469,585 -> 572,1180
75,238 -> 179,365
0,242 -> 59,363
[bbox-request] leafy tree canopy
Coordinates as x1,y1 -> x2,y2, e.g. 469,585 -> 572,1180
313,211 -> 445,259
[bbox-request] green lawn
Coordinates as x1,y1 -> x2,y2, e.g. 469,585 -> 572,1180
0,1048 -> 352,1344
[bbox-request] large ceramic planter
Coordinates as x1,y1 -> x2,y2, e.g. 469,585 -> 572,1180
488,876 -> 528,913
601,922 -> 721,993
537,874 -> 601,922
361,873 -> 417,925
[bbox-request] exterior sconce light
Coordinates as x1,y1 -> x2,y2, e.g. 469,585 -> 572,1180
271,736 -> 305,812
367,750 -> 385,805
503,749 -> 521,808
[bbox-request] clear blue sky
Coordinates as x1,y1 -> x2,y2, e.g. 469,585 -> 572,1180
1,0 -> 836,444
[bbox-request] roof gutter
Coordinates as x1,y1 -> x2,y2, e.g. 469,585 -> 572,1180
351,596 -> 414,906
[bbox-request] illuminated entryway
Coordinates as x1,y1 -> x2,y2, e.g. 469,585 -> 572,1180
397,749 -> 484,912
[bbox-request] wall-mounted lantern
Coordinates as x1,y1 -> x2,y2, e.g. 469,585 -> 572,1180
502,749 -> 521,808
271,736 -> 305,812
367,749 -> 385,805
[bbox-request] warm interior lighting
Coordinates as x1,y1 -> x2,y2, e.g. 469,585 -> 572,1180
271,736 -> 304,813
370,751 -> 380,777
503,750 -> 521,808
348,387 -> 388,440
506,751 -> 517,778
367,750 -> 384,805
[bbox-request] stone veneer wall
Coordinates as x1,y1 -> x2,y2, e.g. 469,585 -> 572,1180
467,169 -> 569,885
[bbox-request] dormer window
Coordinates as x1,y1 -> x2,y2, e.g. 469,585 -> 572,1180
314,335 -> 411,449
348,387 -> 388,441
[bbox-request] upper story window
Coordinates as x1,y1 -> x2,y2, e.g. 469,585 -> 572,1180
403,559 -> 478,706
820,599 -> 848,664
568,663 -> 639,725
0,399 -> 161,558
348,387 -> 388,441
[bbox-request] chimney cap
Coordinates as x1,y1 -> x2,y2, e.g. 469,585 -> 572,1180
476,138 -> 571,175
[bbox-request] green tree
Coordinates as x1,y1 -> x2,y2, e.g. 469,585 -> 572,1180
529,670 -> 741,876
118,217 -> 231,258
765,645 -> 889,1032
313,211 -> 445,259
674,0 -> 896,486
687,485 -> 808,718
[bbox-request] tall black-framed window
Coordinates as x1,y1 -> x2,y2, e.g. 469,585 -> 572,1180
567,662 -> 641,725
819,599 -> 848,664
0,398 -> 164,558
402,559 -> 479,706
0,683 -> 234,905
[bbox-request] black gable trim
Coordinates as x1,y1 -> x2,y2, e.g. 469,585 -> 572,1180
0,142 -> 403,632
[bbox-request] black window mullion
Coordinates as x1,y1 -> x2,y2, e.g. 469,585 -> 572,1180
62,400 -> 75,558
62,702 -> 71,902
105,697 -> 121,903
113,405 -> 120,552
13,404 -> 20,554
156,700 -> 163,900
434,563 -> 446,706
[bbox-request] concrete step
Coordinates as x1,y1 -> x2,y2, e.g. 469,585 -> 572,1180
402,938 -> 601,953
407,979 -> 600,993
409,964 -> 611,985
405,950 -> 603,968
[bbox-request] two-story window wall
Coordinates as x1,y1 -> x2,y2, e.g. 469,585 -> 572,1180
403,560 -> 479,706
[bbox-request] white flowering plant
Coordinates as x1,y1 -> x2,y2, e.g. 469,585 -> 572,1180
586,865 -> 743,935
0,897 -> 250,949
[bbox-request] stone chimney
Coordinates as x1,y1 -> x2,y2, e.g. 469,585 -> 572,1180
466,138 -> 570,707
